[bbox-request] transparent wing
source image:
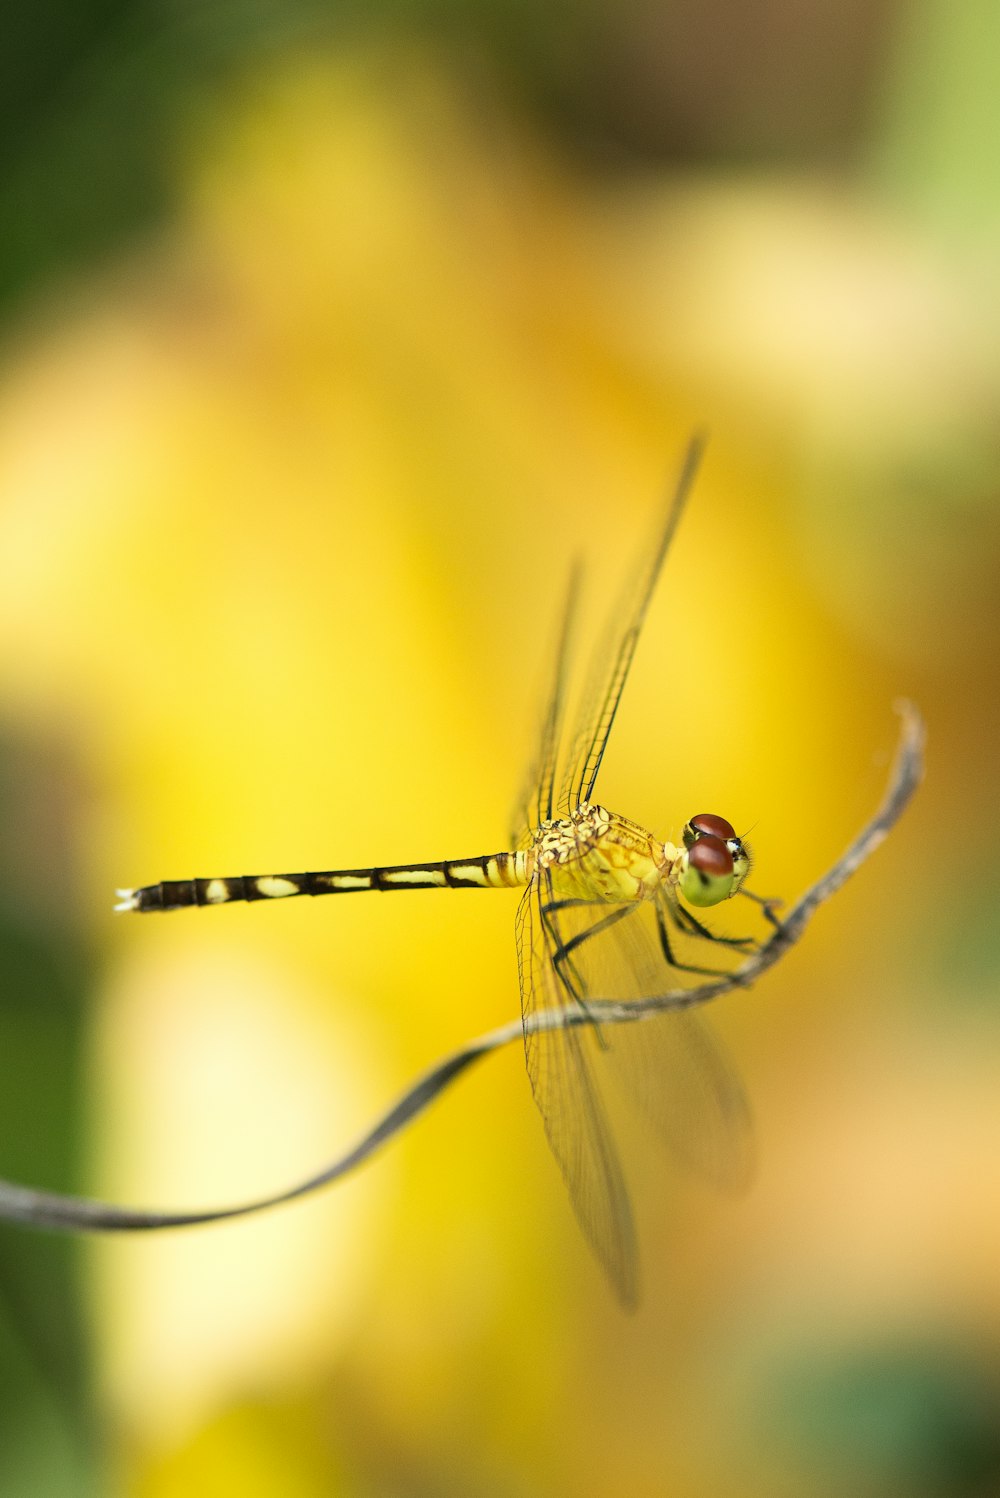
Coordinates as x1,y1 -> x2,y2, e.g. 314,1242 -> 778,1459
558,436 -> 705,814
604,1004 -> 753,1191
566,893 -> 754,1190
515,874 -> 639,1308
509,563 -> 583,850
519,880 -> 752,1284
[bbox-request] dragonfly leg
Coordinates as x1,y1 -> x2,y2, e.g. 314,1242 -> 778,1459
736,886 -> 784,929
538,884 -> 630,1048
540,897 -> 605,917
670,898 -> 758,949
656,898 -> 742,976
550,905 -> 635,979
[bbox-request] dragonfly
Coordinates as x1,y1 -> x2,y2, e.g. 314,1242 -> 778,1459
116,436 -> 773,1306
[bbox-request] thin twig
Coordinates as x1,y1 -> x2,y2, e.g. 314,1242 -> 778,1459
0,703 -> 924,1235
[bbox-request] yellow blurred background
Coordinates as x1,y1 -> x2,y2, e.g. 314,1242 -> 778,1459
0,3 -> 997,1494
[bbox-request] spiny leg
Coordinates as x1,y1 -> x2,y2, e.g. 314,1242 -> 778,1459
539,897 -> 605,918
550,905 -> 635,985
669,898 -> 758,950
536,879 -> 621,1045
736,886 -> 784,929
655,897 -> 742,977
537,881 -> 594,1008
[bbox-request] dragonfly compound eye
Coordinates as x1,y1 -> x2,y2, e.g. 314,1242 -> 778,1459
685,812 -> 736,846
680,833 -> 736,907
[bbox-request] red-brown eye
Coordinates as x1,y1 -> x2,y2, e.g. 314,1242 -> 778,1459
689,812 -> 736,842
687,835 -> 734,877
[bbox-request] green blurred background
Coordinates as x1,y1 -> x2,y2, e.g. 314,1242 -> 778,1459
0,1 -> 998,1493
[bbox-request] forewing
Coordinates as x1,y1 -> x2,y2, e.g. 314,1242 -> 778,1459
558,436 -> 705,814
508,562 -> 582,850
515,876 -> 639,1308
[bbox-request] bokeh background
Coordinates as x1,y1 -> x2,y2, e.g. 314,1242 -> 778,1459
0,1 -> 998,1493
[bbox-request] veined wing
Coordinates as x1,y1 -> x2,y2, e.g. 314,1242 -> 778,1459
516,872 -> 639,1307
517,871 -> 751,1302
508,562 -> 582,850
557,436 -> 705,815
560,891 -> 754,1190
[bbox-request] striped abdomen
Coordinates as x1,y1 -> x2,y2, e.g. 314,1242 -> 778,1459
116,850 -> 529,913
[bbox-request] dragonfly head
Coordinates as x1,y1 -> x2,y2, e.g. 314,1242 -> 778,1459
678,812 -> 751,907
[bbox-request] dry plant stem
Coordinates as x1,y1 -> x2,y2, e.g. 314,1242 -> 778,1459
0,703 -> 925,1235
